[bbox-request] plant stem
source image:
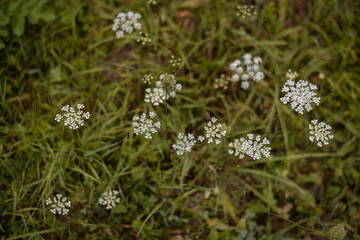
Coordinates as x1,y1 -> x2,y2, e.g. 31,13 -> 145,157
286,141 -> 313,167
299,141 -> 314,162
165,89 -> 169,156
262,210 -> 323,233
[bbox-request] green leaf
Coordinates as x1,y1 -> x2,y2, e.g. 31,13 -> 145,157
8,0 -> 24,14
12,15 -> 25,36
325,185 -> 341,198
207,228 -> 219,240
0,39 -> 5,49
0,11 -> 10,26
0,28 -> 9,37
221,193 -> 237,221
37,7 -> 56,22
131,219 -> 142,230
27,13 -> 39,24
112,204 -> 127,214
131,167 -> 146,180
22,0 -> 43,15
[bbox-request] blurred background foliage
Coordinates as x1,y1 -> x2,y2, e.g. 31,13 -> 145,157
0,0 -> 56,48
0,0 -> 359,239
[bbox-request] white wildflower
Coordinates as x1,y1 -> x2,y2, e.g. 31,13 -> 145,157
144,74 -> 182,106
229,53 -> 265,90
170,55 -> 182,68
229,134 -> 271,160
144,87 -> 166,105
172,133 -> 196,156
280,79 -> 321,114
214,74 -> 231,89
148,0 -> 158,5
236,5 -> 257,19
133,112 -> 161,139
309,119 -> 333,147
200,117 -> 227,145
99,190 -> 120,209
286,69 -> 299,79
241,81 -> 250,90
112,11 -> 142,38
137,32 -> 152,45
46,194 -> 71,215
55,104 -> 90,129
142,73 -> 154,84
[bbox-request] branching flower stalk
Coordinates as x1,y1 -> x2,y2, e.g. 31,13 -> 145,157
160,73 -> 176,154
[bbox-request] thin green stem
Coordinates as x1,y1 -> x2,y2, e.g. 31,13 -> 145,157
165,92 -> 168,147
76,131 -> 82,191
286,141 -> 313,167
262,210 -> 323,233
299,142 -> 314,162
164,88 -> 169,157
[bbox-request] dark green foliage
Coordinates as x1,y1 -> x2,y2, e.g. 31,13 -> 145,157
0,0 -> 55,48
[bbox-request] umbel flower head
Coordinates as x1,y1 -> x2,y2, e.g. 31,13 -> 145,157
236,5 -> 257,19
148,0 -> 158,5
198,117 -> 228,145
133,112 -> 161,139
136,32 -> 152,46
172,133 -> 196,156
55,104 -> 90,129
286,69 -> 298,79
309,119 -> 333,147
46,194 -> 71,215
112,11 -> 142,38
214,74 -> 230,90
142,73 -> 154,84
280,79 -> 321,114
324,223 -> 347,240
144,74 -> 182,106
99,190 -> 120,209
169,55 -> 181,68
228,134 -> 271,160
229,54 -> 265,90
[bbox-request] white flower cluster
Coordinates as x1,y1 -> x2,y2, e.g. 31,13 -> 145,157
214,74 -> 230,90
137,32 -> 152,45
46,194 -> 71,215
286,69 -> 298,79
280,79 -> 321,114
148,0 -> 158,5
55,104 -> 90,129
170,55 -> 181,68
144,74 -> 182,106
112,11 -> 142,38
198,117 -> 227,144
309,119 -> 333,147
229,54 -> 265,90
236,5 -> 257,19
228,134 -> 271,160
133,112 -> 161,139
172,133 -> 196,156
99,190 -> 121,209
142,73 -> 154,84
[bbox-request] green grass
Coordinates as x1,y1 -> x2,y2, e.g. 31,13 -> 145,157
1,0 -> 360,239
